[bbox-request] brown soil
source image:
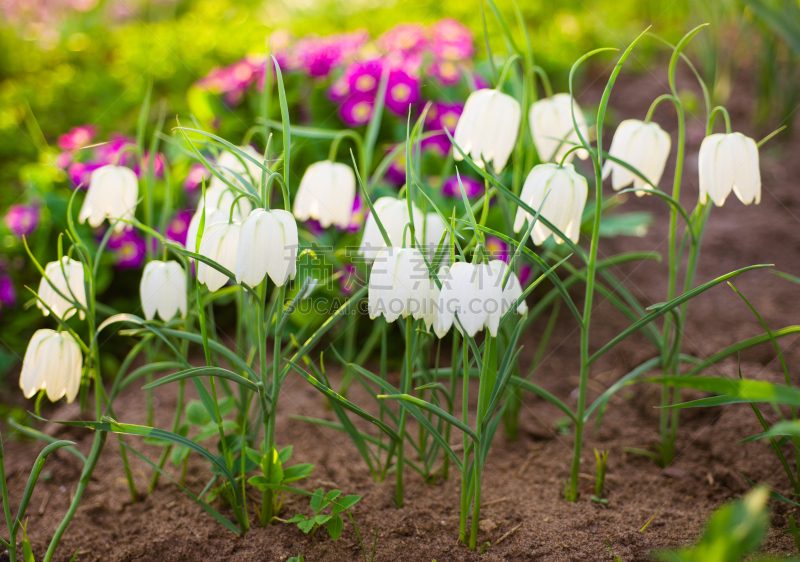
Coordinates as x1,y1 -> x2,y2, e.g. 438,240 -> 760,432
4,64 -> 800,562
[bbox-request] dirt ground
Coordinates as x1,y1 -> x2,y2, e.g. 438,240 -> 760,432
3,60 -> 800,561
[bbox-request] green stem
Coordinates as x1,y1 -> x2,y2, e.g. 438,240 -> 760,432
443,331 -> 460,481
0,436 -> 15,562
396,317 -> 414,508
469,335 -> 492,550
262,284 -> 286,525
459,342 -> 470,543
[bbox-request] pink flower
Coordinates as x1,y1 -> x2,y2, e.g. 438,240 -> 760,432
67,161 -> 102,189
421,134 -> 451,157
94,134 -> 136,167
378,23 -> 428,55
384,150 -> 407,186
346,59 -> 383,96
5,204 -> 40,236
339,95 -> 374,127
58,125 -> 96,151
346,195 -> 365,233
108,230 -> 146,269
430,18 -> 474,61
427,60 -> 462,86
297,30 -> 369,78
184,163 -> 211,193
138,152 -> 165,179
441,175 -> 483,199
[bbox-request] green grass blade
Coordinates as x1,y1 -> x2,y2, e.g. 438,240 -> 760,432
510,376 -> 576,423
143,366 -> 260,393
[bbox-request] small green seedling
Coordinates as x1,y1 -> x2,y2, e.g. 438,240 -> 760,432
287,555 -> 305,562
604,539 -> 623,561
248,445 -> 314,517
783,515 -> 800,553
285,488 -> 361,540
595,448 -> 609,497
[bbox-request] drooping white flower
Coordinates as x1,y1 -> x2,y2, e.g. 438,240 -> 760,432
235,209 -> 298,287
514,163 -> 588,245
78,165 -> 138,232
293,161 -> 356,228
529,94 -> 589,164
359,197 -> 424,259
436,261 -> 504,338
185,208 -> 230,253
20,329 -> 83,403
422,213 -> 450,264
602,119 -> 671,195
699,133 -> 761,206
488,260 -> 528,316
140,260 -> 187,321
209,146 -> 265,191
453,89 -> 521,173
369,247 -> 433,324
197,219 -> 241,292
37,257 -> 87,320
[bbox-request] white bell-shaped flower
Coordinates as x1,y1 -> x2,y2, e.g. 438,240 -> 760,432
359,197 -> 424,260
436,261 -> 504,338
37,257 -> 87,320
140,260 -> 187,321
209,146 -> 264,191
699,133 -> 761,206
428,266 -> 450,339
185,208 -> 230,254
197,219 -> 241,292
78,165 -> 138,232
293,161 -> 356,228
514,163 -> 588,245
235,208 -> 298,287
453,89 -> 521,173
422,212 -> 450,264
602,119 -> 671,195
369,247 -> 433,324
488,260 -> 528,316
20,329 -> 83,403
529,94 -> 589,164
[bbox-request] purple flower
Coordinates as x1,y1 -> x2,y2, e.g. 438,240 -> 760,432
421,134 -> 451,157
58,125 -> 96,151
485,235 -> 509,262
328,75 -> 351,104
184,163 -> 211,193
384,68 -> 421,116
339,95 -> 375,127
378,24 -> 428,55
111,230 -> 146,269
518,264 -> 533,286
339,264 -> 358,295
0,274 -> 16,307
5,204 -> 39,236
441,175 -> 483,199
165,209 -> 193,247
297,30 -> 369,78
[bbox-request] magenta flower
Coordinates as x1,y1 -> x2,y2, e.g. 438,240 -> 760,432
94,134 -> 136,167
5,204 -> 39,236
378,23 -> 428,55
518,263 -> 533,286
297,30 -> 369,78
426,101 -> 463,133
67,161 -> 102,189
485,235 -> 509,262
111,230 -> 146,269
385,69 -> 421,116
384,151 -> 407,186
347,59 -> 383,96
339,264 -> 358,295
184,163 -> 211,193
441,175 -> 483,199
58,125 -> 97,151
328,75 -> 351,104
55,152 -> 72,169
166,209 -> 194,247
427,60 -> 462,86
0,274 -> 15,307
339,95 -> 374,127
